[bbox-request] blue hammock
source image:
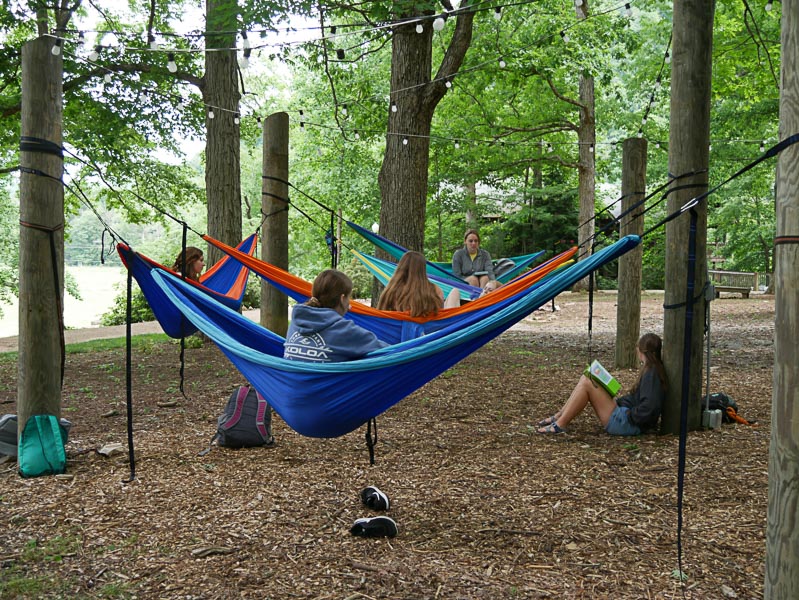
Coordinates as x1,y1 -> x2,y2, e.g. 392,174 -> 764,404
117,234 -> 258,338
148,235 -> 640,438
347,221 -> 545,284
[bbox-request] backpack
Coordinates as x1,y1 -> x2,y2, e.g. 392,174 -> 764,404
704,392 -> 742,424
0,413 -> 72,459
16,415 -> 72,478
199,386 -> 274,455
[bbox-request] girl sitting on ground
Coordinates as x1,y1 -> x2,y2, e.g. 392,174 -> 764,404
535,333 -> 667,435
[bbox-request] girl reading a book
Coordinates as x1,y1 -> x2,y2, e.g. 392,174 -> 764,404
535,333 -> 667,435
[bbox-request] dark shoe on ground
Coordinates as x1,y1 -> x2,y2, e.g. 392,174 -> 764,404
536,422 -> 565,434
350,516 -> 398,538
360,486 -> 390,511
536,414 -> 559,428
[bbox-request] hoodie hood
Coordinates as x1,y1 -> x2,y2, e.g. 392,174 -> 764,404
289,304 -> 342,335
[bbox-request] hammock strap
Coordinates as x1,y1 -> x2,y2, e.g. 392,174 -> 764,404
178,224 -> 189,400
365,418 -> 378,466
19,135 -> 63,157
124,269 -> 137,482
775,236 -> 799,245
18,219 -> 66,386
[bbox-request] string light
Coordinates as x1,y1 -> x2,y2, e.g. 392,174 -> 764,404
574,0 -> 583,6
234,113 -> 240,124
239,47 -> 251,69
624,3 -> 632,17
402,138 -> 408,145
560,30 -> 569,43
167,52 -> 177,73
148,33 -> 158,50
88,45 -> 101,61
354,130 -> 360,139
498,57 -> 506,68
336,48 -> 345,60
589,144 -> 594,153
637,129 -> 643,138
759,141 -> 765,152
208,109 -> 215,119
445,80 -> 452,88
765,1 -> 773,10
104,73 -> 112,83
454,142 -> 460,149
341,104 -> 348,116
493,7 -> 502,20
664,50 -> 671,64
432,16 -> 446,31
391,101 -> 397,113
51,38 -> 62,55
416,23 -> 424,33
241,30 -> 250,50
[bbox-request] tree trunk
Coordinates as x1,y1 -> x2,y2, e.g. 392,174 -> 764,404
765,2 -> 799,595
377,6 -> 475,253
261,112 -> 289,337
572,2 -> 596,292
661,0 -> 714,435
204,0 -> 242,266
616,138 -> 646,368
18,36 -> 64,432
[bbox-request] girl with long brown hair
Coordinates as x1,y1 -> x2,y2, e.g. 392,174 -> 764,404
377,251 -> 459,317
535,333 -> 667,435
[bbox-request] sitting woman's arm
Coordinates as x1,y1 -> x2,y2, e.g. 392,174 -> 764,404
619,369 -> 664,429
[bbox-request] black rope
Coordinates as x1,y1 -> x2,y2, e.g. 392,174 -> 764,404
123,269 -> 136,483
178,224 -> 190,400
365,418 -> 378,465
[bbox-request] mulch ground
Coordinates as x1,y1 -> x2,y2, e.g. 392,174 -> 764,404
0,291 -> 773,599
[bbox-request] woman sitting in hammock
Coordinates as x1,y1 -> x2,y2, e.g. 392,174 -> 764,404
377,251 -> 460,316
535,333 -> 667,435
284,269 -> 388,363
171,246 -> 205,282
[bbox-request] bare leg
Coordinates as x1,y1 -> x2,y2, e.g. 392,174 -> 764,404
477,274 -> 490,288
444,288 -> 461,309
539,375 -> 617,431
465,275 -> 479,287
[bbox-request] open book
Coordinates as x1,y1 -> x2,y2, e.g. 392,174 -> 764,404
583,360 -> 621,397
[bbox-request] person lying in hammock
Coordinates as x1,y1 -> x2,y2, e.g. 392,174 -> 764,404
284,269 -> 389,363
171,246 -> 205,282
377,251 -> 461,315
535,333 -> 667,435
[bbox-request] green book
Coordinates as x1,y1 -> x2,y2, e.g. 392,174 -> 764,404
584,360 -> 622,397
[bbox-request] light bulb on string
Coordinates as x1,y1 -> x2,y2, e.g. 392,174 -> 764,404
354,130 -> 360,140
167,53 -> 177,73
88,45 -> 101,61
759,141 -> 765,152
498,57 -> 506,68
493,7 -> 501,20
341,104 -> 348,116
454,142 -> 460,149
642,117 -> 648,125
589,144 -> 594,153
433,16 -> 445,31
371,222 -> 379,233
624,3 -> 632,17
445,80 -> 452,88
51,39 -> 62,55
664,50 -> 671,64
637,129 -> 643,138
574,0 -> 583,6
330,26 -> 337,35
234,113 -> 240,125
402,138 -> 409,145
336,48 -> 345,60
104,73 -> 112,83
208,109 -> 215,119
560,30 -> 569,43
655,141 -> 661,149
241,31 -> 250,50
765,1 -> 773,11
655,77 -> 662,89
77,31 -> 85,47
148,33 -> 159,50
317,54 -> 324,63
391,101 -> 397,113
416,23 -> 424,33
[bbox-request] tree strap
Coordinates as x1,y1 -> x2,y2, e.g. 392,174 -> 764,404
775,236 -> 799,245
365,418 -> 378,466
19,135 -> 63,157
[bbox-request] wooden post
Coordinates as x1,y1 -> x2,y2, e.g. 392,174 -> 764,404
261,112 -> 289,337
660,0 -> 714,434
615,137 -> 646,368
18,36 -> 64,432
765,0 -> 799,595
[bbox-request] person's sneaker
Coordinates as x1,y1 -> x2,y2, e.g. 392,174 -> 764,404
360,486 -> 390,511
350,516 -> 398,538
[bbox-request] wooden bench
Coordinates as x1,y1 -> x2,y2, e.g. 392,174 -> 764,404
709,270 -> 756,299
713,285 -> 751,299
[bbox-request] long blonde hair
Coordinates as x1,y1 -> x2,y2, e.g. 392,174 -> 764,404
377,251 -> 441,317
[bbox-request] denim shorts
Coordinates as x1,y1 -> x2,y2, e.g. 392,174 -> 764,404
606,406 -> 641,436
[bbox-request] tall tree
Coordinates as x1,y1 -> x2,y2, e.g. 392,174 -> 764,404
377,1 -> 475,253
765,2 -> 799,595
661,0 -> 714,434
